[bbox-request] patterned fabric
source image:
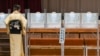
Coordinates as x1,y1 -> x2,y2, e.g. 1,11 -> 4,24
9,20 -> 22,34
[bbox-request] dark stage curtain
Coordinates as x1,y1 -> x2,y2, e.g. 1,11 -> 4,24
27,0 -> 42,12
0,0 -> 8,13
0,0 -> 42,13
8,0 -> 25,13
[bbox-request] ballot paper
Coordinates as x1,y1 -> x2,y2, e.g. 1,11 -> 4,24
64,12 -> 80,28
47,12 -> 61,28
81,12 -> 98,28
29,12 -> 45,28
0,13 -> 8,28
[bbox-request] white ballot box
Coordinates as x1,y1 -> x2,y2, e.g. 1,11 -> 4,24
0,13 -> 8,28
47,12 -> 61,28
30,12 -> 45,28
81,12 -> 98,28
64,12 -> 80,28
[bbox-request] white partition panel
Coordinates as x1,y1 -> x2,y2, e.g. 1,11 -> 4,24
0,13 -> 8,28
64,12 -> 80,28
47,12 -> 61,28
81,12 -> 98,28
30,12 -> 45,28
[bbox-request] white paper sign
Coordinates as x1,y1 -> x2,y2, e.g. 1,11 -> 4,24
81,12 -> 98,28
59,27 -> 65,44
47,12 -> 61,28
64,12 -> 80,28
30,12 -> 45,28
0,13 -> 8,28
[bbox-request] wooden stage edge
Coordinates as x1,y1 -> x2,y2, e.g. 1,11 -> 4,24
0,28 -> 99,33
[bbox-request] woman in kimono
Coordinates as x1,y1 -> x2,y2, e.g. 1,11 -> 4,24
5,4 -> 27,56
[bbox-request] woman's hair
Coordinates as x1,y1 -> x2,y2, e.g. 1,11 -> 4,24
13,4 -> 21,11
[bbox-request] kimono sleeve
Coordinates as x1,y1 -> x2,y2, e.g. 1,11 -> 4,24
21,15 -> 27,36
21,15 -> 27,28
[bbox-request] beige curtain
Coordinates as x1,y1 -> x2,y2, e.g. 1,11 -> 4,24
41,0 -> 98,13
81,0 -> 98,12
41,0 -> 61,12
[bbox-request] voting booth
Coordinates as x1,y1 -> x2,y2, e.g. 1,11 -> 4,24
47,12 -> 61,28
81,12 -> 98,28
0,13 -> 8,28
81,12 -> 99,56
29,12 -> 45,28
64,12 -> 80,28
